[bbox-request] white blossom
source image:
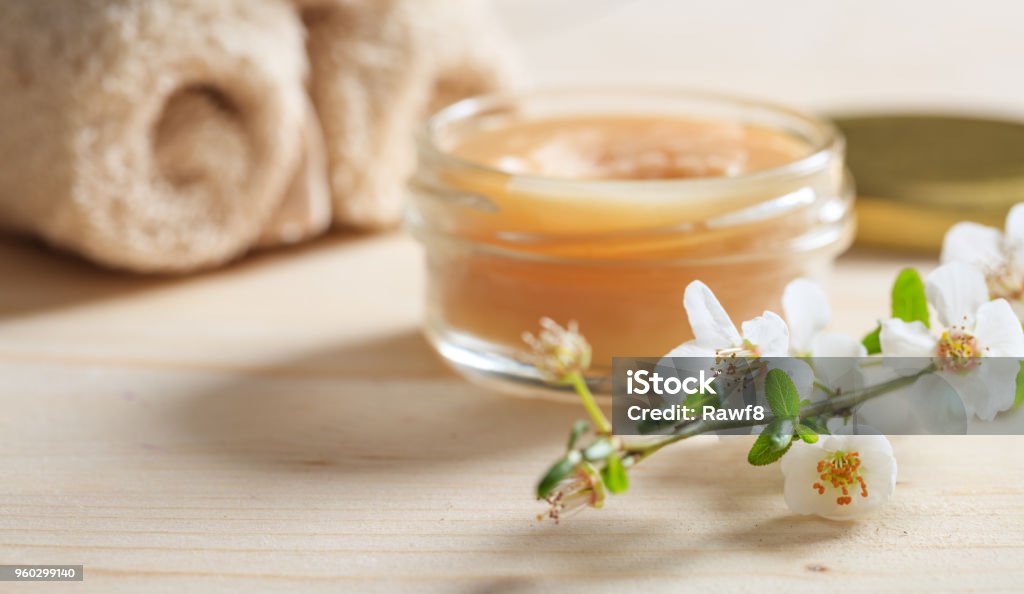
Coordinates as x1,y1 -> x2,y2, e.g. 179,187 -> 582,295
523,318 -> 591,381
942,203 -> 1024,319
782,278 -> 866,358
667,281 -> 789,358
880,262 -> 1024,420
781,433 -> 896,520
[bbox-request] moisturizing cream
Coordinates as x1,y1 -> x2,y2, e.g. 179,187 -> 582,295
409,89 -> 854,395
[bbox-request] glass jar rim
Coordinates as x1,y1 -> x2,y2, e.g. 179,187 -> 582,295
418,86 -> 843,195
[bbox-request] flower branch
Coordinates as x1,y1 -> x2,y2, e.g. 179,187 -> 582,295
529,202 -> 1024,523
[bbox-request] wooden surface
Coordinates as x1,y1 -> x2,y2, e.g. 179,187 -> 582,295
2,233 -> 1023,593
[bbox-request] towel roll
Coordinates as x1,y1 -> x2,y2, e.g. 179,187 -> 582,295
296,0 -> 520,228
0,0 -> 320,272
0,0 -> 515,272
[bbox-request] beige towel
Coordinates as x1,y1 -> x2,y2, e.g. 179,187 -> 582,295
297,0 -> 518,227
0,0 -> 515,272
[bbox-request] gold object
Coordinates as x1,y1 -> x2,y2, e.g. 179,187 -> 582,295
835,115 -> 1024,251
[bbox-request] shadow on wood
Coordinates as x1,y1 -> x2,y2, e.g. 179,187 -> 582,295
171,330 -> 582,472
0,232 -> 372,321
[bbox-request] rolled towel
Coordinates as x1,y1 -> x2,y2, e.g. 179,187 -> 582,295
257,98 -> 331,248
0,0 -> 322,272
296,0 -> 520,228
0,0 -> 515,272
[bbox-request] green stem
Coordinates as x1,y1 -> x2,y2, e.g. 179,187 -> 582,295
800,364 -> 935,417
623,364 -> 936,463
568,372 -> 612,435
813,380 -> 837,397
858,358 -> 886,368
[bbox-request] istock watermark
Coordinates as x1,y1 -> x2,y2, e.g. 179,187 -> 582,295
612,355 -> 1024,436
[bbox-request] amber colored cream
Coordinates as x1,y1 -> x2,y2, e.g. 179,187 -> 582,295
412,105 -> 852,380
450,116 -> 809,181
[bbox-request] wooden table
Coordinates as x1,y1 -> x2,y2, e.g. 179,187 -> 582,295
2,232 -> 1022,592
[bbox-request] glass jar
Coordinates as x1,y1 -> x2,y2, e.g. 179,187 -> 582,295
408,89 -> 854,397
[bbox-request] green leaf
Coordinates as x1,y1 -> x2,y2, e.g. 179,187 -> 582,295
769,417 -> 796,448
1015,361 -> 1024,409
567,420 -> 589,450
796,423 -> 819,443
601,453 -> 629,494
863,268 -> 928,354
747,418 -> 795,466
801,416 -> 831,435
891,268 -> 930,328
536,451 -> 580,499
581,437 -> 614,462
764,368 -> 801,418
862,325 -> 881,354
636,416 -> 675,435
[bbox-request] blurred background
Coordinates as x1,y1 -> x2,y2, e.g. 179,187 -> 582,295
493,0 -> 1024,115
489,0 -> 1024,250
3,0 -> 1024,273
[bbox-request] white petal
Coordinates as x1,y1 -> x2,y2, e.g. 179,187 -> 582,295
1005,204 -> 1024,265
781,436 -> 896,521
939,372 -> 980,419
974,299 -> 1024,357
977,359 -> 1020,420
808,333 -> 868,399
811,332 -> 868,358
941,360 -> 1016,422
663,341 -> 717,358
857,374 -> 967,434
812,348 -> 866,398
855,388 -> 913,433
943,358 -> 1019,421
825,416 -> 852,434
782,278 -> 831,355
853,448 -> 897,514
1005,203 -> 1024,245
880,318 -> 937,356
781,440 -> 827,514
907,374 -> 969,434
825,434 -> 896,520
741,311 -> 790,356
940,222 -> 1004,271
683,281 -> 741,349
926,262 -> 990,328
826,433 -> 894,457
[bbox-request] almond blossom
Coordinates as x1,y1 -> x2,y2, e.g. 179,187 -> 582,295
667,280 -> 789,358
782,278 -> 866,358
880,262 -> 1024,420
942,203 -> 1024,319
781,433 -> 896,520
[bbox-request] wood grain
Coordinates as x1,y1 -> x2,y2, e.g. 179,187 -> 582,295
1,234 -> 1022,593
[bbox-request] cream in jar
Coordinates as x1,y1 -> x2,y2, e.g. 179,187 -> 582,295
410,90 -> 853,394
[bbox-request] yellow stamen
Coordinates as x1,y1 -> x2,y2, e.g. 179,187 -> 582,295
986,262 -> 1024,304
714,339 -> 761,361
936,327 -> 982,373
812,450 -> 868,506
